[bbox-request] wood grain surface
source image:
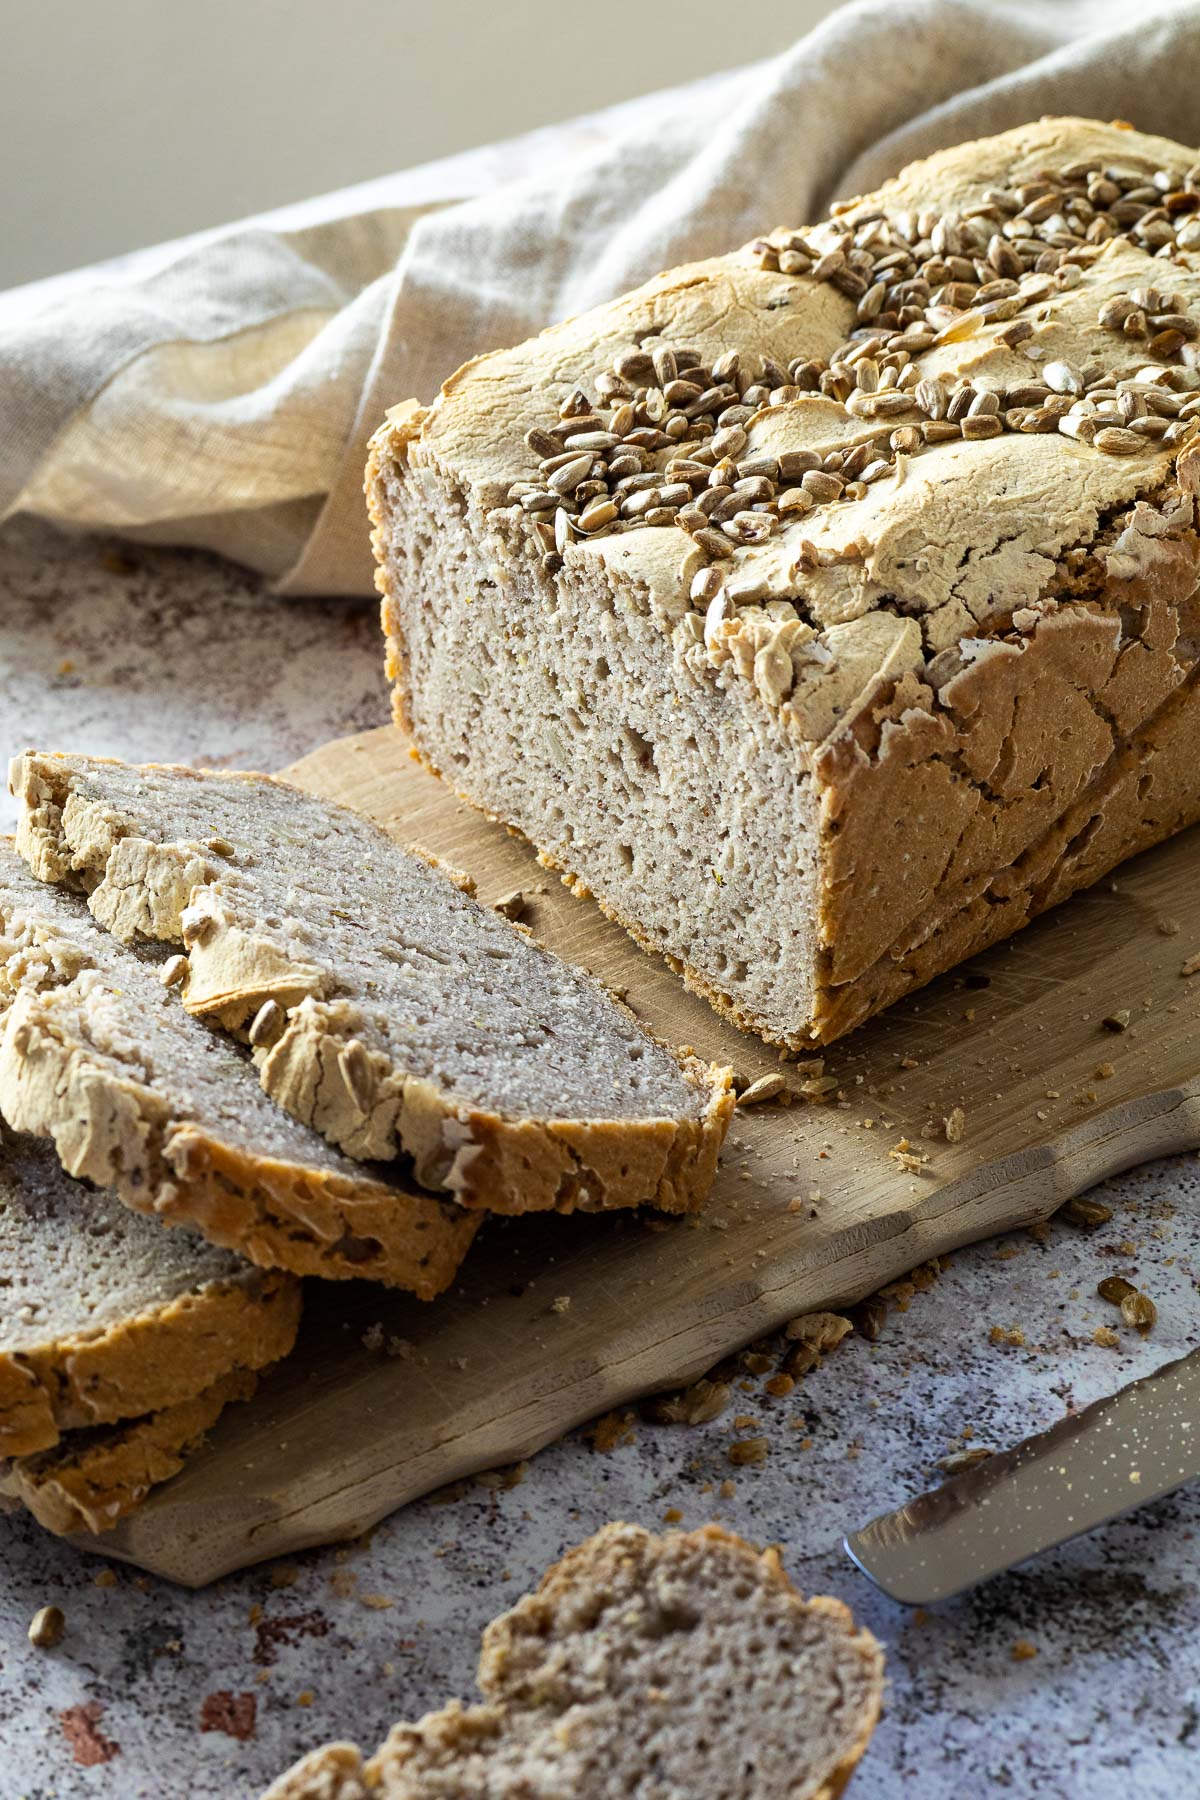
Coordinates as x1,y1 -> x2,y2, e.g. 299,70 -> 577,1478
84,725 -> 1200,1585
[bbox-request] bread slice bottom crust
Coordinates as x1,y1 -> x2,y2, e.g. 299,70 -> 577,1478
1,1366 -> 258,1537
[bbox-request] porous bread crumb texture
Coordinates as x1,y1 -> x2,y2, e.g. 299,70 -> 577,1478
11,755 -> 732,1218
369,116 -> 1200,1050
263,1523 -> 883,1800
0,843 -> 478,1292
0,1124 -> 300,1457
0,1366 -> 257,1537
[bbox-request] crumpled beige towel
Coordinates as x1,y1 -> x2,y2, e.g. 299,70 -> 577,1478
3,0 -> 1199,598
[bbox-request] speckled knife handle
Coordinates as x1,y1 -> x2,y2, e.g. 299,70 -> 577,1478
844,1347 -> 1200,1604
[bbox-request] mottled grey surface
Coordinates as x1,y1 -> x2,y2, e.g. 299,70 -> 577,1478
1,520 -> 1198,1800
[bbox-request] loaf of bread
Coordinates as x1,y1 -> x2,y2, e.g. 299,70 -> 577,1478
0,843 -> 479,1291
369,116 -> 1200,1050
1,1366 -> 257,1536
262,1522 -> 884,1799
12,754 -> 732,1216
0,1124 -> 299,1456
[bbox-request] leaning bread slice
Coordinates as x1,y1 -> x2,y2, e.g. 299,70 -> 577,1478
263,1523 -> 884,1800
1,1366 -> 257,1536
12,753 -> 733,1216
0,845 -> 478,1291
0,1124 -> 300,1457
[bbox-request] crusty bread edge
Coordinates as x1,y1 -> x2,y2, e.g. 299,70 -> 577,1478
14,750 -> 734,1219
2,1367 -> 259,1537
0,1264 -> 300,1459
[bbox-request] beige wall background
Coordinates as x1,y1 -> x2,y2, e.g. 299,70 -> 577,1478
1,0 -> 843,288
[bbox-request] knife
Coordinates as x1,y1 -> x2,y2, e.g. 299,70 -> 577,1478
844,1346 -> 1199,1604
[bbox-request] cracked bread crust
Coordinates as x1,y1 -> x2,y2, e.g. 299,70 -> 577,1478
0,846 -> 479,1293
370,116 -> 1200,1049
11,754 -> 733,1217
0,1367 -> 257,1537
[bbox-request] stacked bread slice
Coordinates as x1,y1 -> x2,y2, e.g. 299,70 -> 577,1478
0,754 -> 732,1536
0,1126 -> 300,1534
262,1524 -> 884,1799
11,752 -> 732,1216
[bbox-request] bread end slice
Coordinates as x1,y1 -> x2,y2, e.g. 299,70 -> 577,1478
264,1523 -> 884,1800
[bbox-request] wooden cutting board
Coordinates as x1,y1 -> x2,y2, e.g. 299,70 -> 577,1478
87,725 -> 1200,1586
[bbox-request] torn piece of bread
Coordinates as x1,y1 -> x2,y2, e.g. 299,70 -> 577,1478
368,116 -> 1200,1052
0,843 -> 478,1291
11,754 -> 733,1216
262,1523 -> 884,1799
0,1124 -> 299,1457
1,1366 -> 257,1536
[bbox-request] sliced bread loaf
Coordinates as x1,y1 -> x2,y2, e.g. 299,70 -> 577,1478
0,1124 -> 299,1457
263,1523 -> 884,1800
1,1366 -> 257,1536
12,753 -> 733,1216
0,844 -> 479,1291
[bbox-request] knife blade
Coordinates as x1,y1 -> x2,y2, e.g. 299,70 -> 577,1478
844,1345 -> 1199,1604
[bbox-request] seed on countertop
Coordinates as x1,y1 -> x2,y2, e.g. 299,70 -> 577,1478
1121,1291 -> 1157,1331
492,890 -> 526,920
1102,1009 -> 1131,1031
1098,1275 -> 1136,1304
1061,1195 -> 1113,1228
28,1606 -> 65,1649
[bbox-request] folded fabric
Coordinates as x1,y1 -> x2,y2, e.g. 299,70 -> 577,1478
2,0 -> 1198,599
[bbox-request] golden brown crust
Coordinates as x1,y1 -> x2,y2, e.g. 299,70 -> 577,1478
162,1124 -> 480,1294
369,118 -> 1200,1056
3,1367 -> 258,1537
0,1267 -> 300,1459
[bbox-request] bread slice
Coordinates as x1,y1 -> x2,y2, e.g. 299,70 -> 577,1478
0,1123 -> 300,1457
262,1523 -> 884,1800
12,754 -> 733,1216
368,116 -> 1200,1054
1,1366 -> 257,1536
0,843 -> 479,1291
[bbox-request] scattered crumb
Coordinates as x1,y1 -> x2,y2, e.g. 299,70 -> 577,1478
727,1436 -> 769,1466
583,1409 -> 637,1453
93,1569 -> 117,1589
296,1690 -> 315,1708
989,1325 -> 1026,1348
1093,1325 -> 1120,1348
269,1564 -> 298,1590
360,1594 -> 394,1611
1011,1640 -> 1039,1662
200,1692 -> 257,1742
1181,952 -> 1200,977
493,890 -> 526,920
60,1703 -> 120,1767
550,1295 -> 571,1314
944,1105 -> 966,1143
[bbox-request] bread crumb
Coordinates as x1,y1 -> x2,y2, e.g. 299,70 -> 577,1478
1093,1325 -> 1120,1347
550,1295 -> 571,1314
943,1105 -> 966,1143
493,890 -> 526,920
296,1690 -> 315,1708
1182,952 -> 1200,977
727,1436 -> 769,1466
360,1594 -> 394,1611
93,1569 -> 117,1589
269,1564 -> 298,1589
1011,1640 -> 1038,1662
662,1507 -> 682,1524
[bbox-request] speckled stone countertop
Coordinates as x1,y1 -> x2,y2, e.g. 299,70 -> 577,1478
1,519 -> 1198,1800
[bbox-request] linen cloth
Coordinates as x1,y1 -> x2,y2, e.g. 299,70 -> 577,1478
2,0 -> 1199,598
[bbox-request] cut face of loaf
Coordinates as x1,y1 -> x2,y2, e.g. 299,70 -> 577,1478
262,1523 -> 884,1800
368,115 -> 1200,1051
11,754 -> 733,1217
0,1125 -> 299,1457
0,1366 -> 257,1537
0,845 -> 478,1292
